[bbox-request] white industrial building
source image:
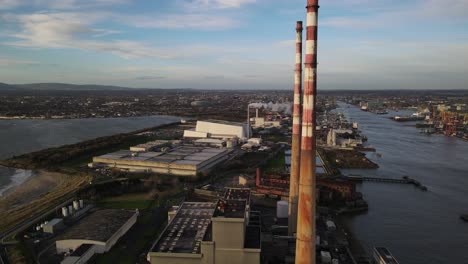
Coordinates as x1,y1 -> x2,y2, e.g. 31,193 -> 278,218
183,120 -> 249,139
57,209 -> 138,264
92,146 -> 232,177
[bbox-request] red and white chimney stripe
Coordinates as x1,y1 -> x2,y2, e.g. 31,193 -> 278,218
296,0 -> 319,264
289,20 -> 303,236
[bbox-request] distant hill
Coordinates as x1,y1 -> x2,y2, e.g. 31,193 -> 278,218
10,83 -> 132,91
0,83 -> 17,90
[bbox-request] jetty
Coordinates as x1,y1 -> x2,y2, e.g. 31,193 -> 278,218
347,175 -> 428,191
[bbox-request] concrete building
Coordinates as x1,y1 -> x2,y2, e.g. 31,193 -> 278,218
92,146 -> 231,177
184,120 -> 249,139
148,188 -> 261,264
252,117 -> 281,128
57,209 -> 138,264
43,218 -> 64,234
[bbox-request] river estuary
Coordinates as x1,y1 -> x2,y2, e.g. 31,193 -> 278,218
0,115 -> 180,195
337,103 -> 468,264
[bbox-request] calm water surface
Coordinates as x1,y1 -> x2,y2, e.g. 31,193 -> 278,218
0,115 -> 180,194
338,103 -> 468,264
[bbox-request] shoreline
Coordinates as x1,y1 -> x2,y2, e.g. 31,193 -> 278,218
0,114 -> 182,121
0,166 -> 35,198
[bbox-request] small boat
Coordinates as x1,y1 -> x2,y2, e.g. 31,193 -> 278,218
461,214 -> 468,222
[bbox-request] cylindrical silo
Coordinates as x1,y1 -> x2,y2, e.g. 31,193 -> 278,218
73,200 -> 80,211
276,200 -> 289,219
62,207 -> 68,217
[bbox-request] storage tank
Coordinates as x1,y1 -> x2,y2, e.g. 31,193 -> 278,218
79,199 -> 84,209
73,200 -> 80,211
226,139 -> 233,149
62,207 -> 68,217
276,201 -> 289,219
68,205 -> 74,214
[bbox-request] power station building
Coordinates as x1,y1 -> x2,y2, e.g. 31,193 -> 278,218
91,146 -> 231,177
147,188 -> 261,264
183,120 -> 249,139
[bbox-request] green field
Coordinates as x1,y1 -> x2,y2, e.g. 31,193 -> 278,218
266,151 -> 286,172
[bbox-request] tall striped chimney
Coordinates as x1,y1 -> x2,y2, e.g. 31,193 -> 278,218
288,20 -> 303,236
295,0 -> 319,263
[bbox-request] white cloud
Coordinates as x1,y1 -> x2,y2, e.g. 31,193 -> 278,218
125,14 -> 239,30
322,0 -> 468,29
184,0 -> 256,9
33,0 -> 130,9
0,57 -> 39,66
3,12 -> 252,59
0,0 -> 129,10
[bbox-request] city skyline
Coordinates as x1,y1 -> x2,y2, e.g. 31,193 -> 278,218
1,0 -> 468,90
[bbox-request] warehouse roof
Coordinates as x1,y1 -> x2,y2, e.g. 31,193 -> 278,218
201,119 -> 245,126
214,188 -> 251,218
58,209 -> 136,242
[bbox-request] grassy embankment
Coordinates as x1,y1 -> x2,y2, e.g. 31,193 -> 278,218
265,150 -> 286,173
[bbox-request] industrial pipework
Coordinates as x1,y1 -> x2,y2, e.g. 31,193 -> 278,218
288,20 -> 303,236
295,1 -> 319,264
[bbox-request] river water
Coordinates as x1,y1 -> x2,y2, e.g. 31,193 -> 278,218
0,115 -> 180,196
337,103 -> 468,264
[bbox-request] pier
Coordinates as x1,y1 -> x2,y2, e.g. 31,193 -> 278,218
347,175 -> 428,190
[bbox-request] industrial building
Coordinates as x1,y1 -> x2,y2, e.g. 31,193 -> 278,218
147,188 -> 261,264
42,218 -> 64,234
129,140 -> 175,152
91,146 -> 232,177
57,209 -> 138,264
183,120 -> 249,139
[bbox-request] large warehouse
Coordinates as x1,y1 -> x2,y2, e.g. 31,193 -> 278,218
57,209 -> 138,264
92,146 -> 231,177
183,120 -> 249,139
147,188 -> 261,264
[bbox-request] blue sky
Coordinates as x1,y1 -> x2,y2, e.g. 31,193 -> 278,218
0,0 -> 467,90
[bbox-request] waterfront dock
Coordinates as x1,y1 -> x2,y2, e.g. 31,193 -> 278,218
347,175 -> 428,191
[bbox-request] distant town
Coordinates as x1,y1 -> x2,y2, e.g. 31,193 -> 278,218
1,86 -> 467,140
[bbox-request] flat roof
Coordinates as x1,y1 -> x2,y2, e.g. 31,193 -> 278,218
58,209 -> 136,243
45,218 -> 63,226
200,119 -> 245,126
214,188 -> 251,218
95,146 -> 229,167
152,202 -> 215,254
224,188 -> 250,201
